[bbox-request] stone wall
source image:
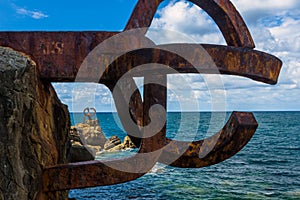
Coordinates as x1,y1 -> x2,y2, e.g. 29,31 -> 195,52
0,47 -> 70,200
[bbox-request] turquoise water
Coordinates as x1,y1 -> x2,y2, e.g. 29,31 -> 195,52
69,112 -> 300,199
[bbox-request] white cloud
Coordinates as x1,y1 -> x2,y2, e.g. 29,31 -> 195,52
148,1 -> 225,45
235,0 -> 297,10
53,83 -> 115,112
16,8 -> 48,19
231,0 -> 300,25
151,1 -> 215,34
232,0 -> 298,13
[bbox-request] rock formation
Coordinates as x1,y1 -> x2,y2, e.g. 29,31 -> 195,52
104,136 -> 122,151
69,119 -> 107,162
73,119 -> 107,147
104,136 -> 136,152
123,136 -> 137,149
0,47 -> 70,200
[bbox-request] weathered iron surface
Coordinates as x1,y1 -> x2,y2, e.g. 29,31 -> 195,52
0,0 -> 258,81
0,0 -> 282,193
100,45 -> 281,85
159,112 -> 258,168
0,32 -> 118,81
0,33 -> 281,84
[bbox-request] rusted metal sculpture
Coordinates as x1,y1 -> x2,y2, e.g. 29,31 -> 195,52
0,0 -> 282,192
83,107 -> 97,123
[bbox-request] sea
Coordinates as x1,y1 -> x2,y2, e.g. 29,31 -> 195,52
68,112 -> 300,200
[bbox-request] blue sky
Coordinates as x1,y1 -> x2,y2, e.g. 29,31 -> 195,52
1,0 -> 300,112
0,0 -> 139,31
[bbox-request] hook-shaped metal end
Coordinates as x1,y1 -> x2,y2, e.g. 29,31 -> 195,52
158,112 -> 258,168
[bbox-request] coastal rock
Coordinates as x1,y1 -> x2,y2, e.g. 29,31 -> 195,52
69,142 -> 95,162
86,144 -> 101,154
69,127 -> 94,162
105,136 -> 137,152
104,136 -> 122,150
106,143 -> 125,152
0,47 -> 70,199
123,136 -> 137,149
72,120 -> 107,148
70,129 -> 84,145
69,121 -> 107,162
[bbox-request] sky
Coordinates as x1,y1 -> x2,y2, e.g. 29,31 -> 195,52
0,0 -> 299,112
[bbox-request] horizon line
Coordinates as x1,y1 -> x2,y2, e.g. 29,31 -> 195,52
69,110 -> 300,113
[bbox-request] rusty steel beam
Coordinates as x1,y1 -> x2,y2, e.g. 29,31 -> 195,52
100,45 -> 281,85
125,0 -> 162,32
189,0 -> 255,48
0,31 -> 119,81
158,112 -> 258,168
0,0 -> 264,83
0,0 -> 279,83
125,0 -> 255,48
0,32 -> 282,83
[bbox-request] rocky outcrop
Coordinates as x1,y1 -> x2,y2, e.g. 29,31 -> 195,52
73,120 -> 107,147
70,121 -> 138,161
123,136 -> 137,149
104,136 -> 137,152
69,141 -> 95,162
69,120 -> 107,162
0,47 -> 70,199
104,136 -> 122,151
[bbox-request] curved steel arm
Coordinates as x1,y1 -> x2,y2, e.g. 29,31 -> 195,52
125,0 -> 255,48
158,112 -> 258,168
100,45 -> 282,85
